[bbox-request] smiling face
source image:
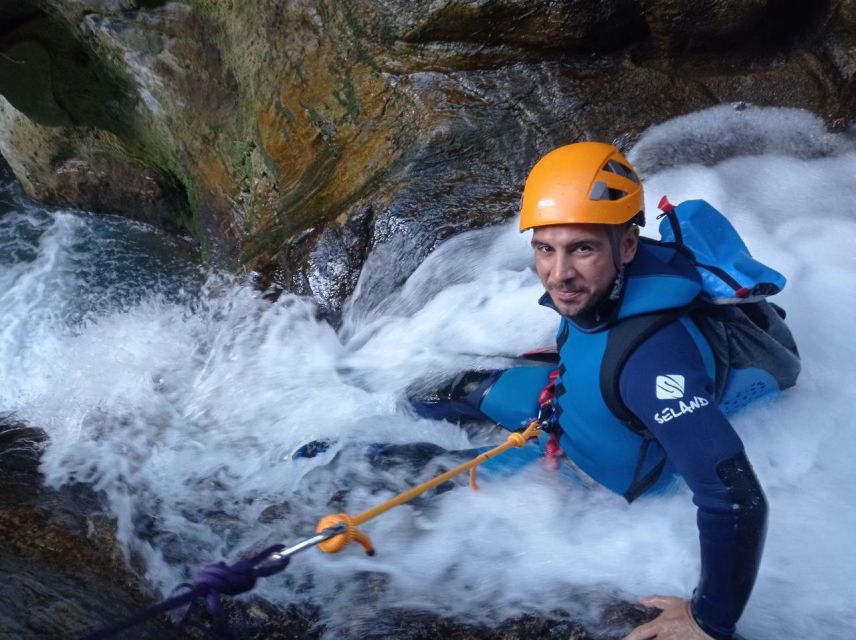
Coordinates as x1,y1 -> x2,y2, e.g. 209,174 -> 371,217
531,223 -> 639,317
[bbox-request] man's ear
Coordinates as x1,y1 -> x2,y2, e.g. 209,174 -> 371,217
621,225 -> 640,265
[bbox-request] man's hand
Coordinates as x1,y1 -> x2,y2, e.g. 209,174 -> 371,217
624,595 -> 716,640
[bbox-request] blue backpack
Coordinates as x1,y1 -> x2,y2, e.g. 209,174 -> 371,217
657,197 -> 786,304
604,198 -> 801,445
592,197 -> 801,500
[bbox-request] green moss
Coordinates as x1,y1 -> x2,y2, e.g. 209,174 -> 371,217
234,139 -> 255,173
337,3 -> 380,72
332,71 -> 359,119
342,5 -> 367,41
304,104 -> 325,131
164,159 -> 205,252
228,138 -> 254,204
315,1 -> 331,24
239,145 -> 341,263
378,17 -> 396,49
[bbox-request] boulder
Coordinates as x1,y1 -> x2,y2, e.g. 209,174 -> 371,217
0,97 -> 189,230
0,418 -> 177,638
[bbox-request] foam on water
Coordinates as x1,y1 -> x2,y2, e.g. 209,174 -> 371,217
2,107 -> 856,638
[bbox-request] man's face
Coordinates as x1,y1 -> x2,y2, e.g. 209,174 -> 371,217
531,223 -> 638,317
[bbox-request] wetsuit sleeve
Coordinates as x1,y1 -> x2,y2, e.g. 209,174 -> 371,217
619,319 -> 768,640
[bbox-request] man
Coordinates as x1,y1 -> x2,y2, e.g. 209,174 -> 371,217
519,141 -> 791,640
304,141 -> 797,637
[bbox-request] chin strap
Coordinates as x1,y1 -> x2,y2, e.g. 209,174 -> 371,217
606,222 -> 628,302
609,264 -> 625,301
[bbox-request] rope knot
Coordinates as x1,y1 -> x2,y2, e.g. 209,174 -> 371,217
80,544 -> 289,640
193,559 -> 258,597
316,513 -> 375,555
189,543 -> 289,597
507,432 -> 527,447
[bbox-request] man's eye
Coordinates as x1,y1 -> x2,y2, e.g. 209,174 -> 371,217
535,244 -> 553,253
576,244 -> 593,253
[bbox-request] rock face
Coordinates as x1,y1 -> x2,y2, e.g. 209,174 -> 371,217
0,419 -> 177,638
0,1 -> 852,305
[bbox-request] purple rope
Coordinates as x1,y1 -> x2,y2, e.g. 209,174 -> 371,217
78,544 -> 289,640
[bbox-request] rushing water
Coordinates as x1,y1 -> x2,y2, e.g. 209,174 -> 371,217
2,107 -> 855,639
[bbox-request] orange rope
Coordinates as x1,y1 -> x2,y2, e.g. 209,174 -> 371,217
315,419 -> 542,554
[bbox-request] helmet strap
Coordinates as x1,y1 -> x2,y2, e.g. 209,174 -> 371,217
606,224 -> 627,301
608,264 -> 625,301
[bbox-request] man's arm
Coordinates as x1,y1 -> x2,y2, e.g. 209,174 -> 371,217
619,319 -> 768,640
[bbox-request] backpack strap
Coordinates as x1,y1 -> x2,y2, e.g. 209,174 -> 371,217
600,310 -> 679,502
657,196 -> 684,245
600,311 -> 679,433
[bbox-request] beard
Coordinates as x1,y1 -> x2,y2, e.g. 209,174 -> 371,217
548,283 -> 613,319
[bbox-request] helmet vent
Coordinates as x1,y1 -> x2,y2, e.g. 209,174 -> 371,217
603,160 -> 640,184
590,180 -> 627,202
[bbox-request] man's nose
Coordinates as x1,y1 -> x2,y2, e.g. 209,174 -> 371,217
552,253 -> 576,281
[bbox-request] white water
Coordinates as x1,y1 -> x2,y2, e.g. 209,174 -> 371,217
1,107 -> 855,638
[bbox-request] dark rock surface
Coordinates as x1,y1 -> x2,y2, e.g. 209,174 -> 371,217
201,597 -> 658,640
1,0 -> 854,308
0,417 -> 178,638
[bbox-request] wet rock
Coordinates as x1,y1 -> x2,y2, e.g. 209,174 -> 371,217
214,599 -> 324,640
305,204 -> 374,316
0,417 -> 179,638
687,51 -> 840,117
0,0 -> 853,308
0,97 -> 189,230
324,599 -> 657,640
640,0 -> 833,53
640,0 -> 769,51
822,0 -> 856,126
824,27 -> 856,84
208,596 -> 645,640
385,0 -> 648,52
258,501 -> 293,524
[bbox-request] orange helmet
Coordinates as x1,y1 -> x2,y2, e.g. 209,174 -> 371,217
519,142 -> 644,231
